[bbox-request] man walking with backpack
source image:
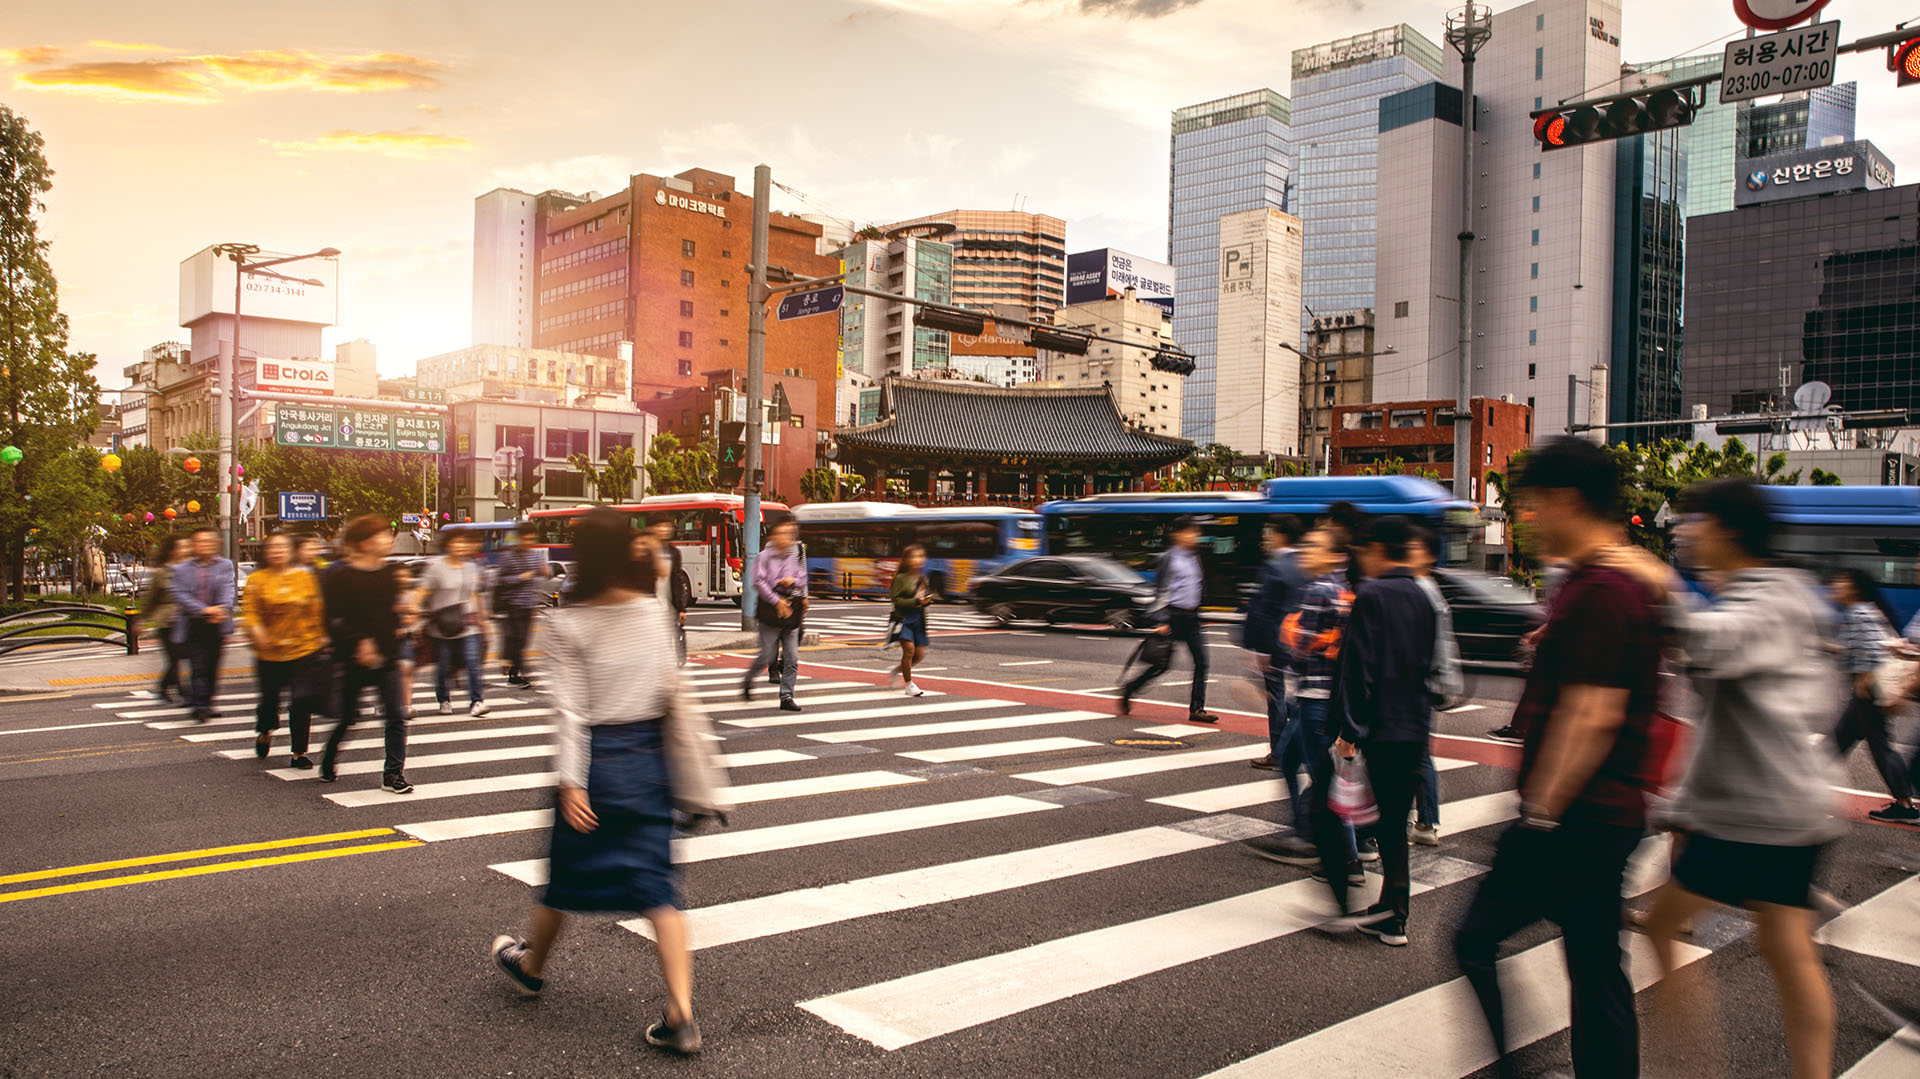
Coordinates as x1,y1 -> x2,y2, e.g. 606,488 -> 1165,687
1120,516 -> 1218,723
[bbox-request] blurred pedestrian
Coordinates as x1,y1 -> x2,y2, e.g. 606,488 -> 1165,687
318,515 -> 412,794
1452,437 -> 1662,1079
1620,478 -> 1843,1079
1120,515 -> 1217,722
493,523 -> 548,688
168,527 -> 235,722
742,518 -> 806,711
1245,516 -> 1307,770
1408,526 -> 1462,847
489,508 -> 729,1055
1824,569 -> 1917,824
393,563 -> 420,719
888,544 -> 934,697
294,535 -> 325,573
243,533 -> 328,768
419,530 -> 490,717
648,520 -> 691,664
144,535 -> 187,704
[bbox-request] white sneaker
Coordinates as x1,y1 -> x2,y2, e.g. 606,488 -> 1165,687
438,701 -> 454,715
904,682 -> 925,697
1410,823 -> 1440,847
469,701 -> 490,717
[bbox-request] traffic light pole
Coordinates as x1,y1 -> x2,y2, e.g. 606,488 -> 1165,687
741,163 -> 771,629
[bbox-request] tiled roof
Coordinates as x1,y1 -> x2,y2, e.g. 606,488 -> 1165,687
835,379 -> 1192,463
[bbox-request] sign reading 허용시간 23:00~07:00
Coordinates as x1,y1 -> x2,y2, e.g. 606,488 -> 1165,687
274,404 -> 446,454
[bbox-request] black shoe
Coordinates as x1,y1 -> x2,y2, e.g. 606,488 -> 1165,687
779,698 -> 801,713
1245,834 -> 1321,867
768,670 -> 779,685
253,734 -> 270,759
317,762 -> 337,783
1311,860 -> 1368,887
289,755 -> 314,770
189,708 -> 209,724
1357,836 -> 1381,863
1868,802 -> 1920,824
1250,755 -> 1277,771
740,683 -> 754,702
1486,724 -> 1522,742
1355,910 -> 1409,947
490,935 -> 544,997
1330,903 -> 1399,934
157,689 -> 178,705
382,773 -> 414,795
1188,711 -> 1220,724
508,676 -> 533,689
1117,693 -> 1132,716
643,1012 -> 702,1055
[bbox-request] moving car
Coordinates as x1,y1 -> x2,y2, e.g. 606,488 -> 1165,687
969,555 -> 1154,632
1431,568 -> 1544,665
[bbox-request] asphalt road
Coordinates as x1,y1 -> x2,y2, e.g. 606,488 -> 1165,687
2,600 -> 1918,1077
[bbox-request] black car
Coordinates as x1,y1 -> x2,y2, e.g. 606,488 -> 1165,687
1432,568 -> 1545,665
971,555 -> 1154,632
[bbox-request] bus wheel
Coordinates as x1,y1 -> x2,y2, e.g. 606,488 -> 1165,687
1102,608 -> 1136,634
927,571 -> 948,600
986,602 -> 1015,626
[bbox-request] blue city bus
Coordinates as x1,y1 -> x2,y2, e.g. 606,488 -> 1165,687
793,503 -> 1043,599
1761,485 -> 1920,626
1039,476 -> 1477,609
438,520 -> 519,563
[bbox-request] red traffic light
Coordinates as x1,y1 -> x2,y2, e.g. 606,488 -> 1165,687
1896,37 -> 1920,87
1533,112 -> 1566,149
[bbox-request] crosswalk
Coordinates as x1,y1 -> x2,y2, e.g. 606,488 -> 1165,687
687,604 -> 1004,639
102,661 -> 1920,1074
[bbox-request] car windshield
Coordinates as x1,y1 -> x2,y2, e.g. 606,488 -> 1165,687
1443,571 -> 1537,605
1074,560 -> 1145,584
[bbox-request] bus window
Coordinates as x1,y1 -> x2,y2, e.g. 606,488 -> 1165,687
917,521 -> 997,558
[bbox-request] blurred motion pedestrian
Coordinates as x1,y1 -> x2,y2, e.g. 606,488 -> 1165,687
1824,568 -> 1918,824
318,515 -> 412,794
144,535 -> 187,704
243,533 -> 328,768
1244,516 -> 1307,771
648,520 -> 691,664
294,534 -> 325,573
1408,526 -> 1462,847
168,527 -> 234,722
1119,515 -> 1216,722
489,507 -> 730,1055
419,529 -> 490,717
742,518 -> 806,711
1452,437 -> 1661,1079
1621,478 -> 1844,1079
888,544 -> 934,697
493,522 -> 547,689
392,563 -> 421,719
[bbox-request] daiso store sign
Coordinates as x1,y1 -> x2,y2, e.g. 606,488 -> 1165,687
256,356 -> 335,396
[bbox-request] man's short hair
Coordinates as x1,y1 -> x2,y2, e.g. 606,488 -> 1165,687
516,522 -> 539,538
1358,515 -> 1415,562
338,514 -> 388,549
1515,436 -> 1619,518
1265,514 -> 1304,544
1170,515 -> 1201,533
192,525 -> 219,538
1678,477 -> 1777,560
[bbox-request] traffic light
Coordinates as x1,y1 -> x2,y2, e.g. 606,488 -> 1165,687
1534,88 -> 1695,151
1896,37 -> 1920,87
717,420 -> 746,488
518,458 -> 542,512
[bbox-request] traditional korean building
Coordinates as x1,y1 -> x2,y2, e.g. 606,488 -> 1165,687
831,378 -> 1191,505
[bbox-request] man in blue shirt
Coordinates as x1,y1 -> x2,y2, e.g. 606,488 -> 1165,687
1120,516 -> 1217,722
492,523 -> 548,688
167,526 -> 235,722
1243,515 -> 1307,768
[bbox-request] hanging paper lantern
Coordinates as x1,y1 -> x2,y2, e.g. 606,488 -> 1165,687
182,456 -> 201,474
441,512 -> 450,521
124,513 -> 135,524
0,446 -> 21,465
234,464 -> 245,478
101,453 -> 122,472
163,508 -> 177,520
187,500 -> 202,514
143,512 -> 155,524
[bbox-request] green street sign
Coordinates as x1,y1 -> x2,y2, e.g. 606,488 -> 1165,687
274,405 -> 446,455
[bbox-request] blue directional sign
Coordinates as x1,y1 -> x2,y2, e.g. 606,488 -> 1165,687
277,492 -> 328,522
776,284 -> 845,322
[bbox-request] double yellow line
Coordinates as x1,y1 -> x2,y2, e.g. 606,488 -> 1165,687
0,828 -> 422,905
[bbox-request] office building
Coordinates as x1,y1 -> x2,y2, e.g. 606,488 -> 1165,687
448,399 -> 656,522
1046,289 -> 1185,438
1372,82 -> 1465,406
1300,309 -> 1378,471
472,188 -> 588,348
641,368 -> 821,503
837,230 -> 956,407
1684,156 -> 1912,420
881,210 -> 1066,315
1331,396 -> 1532,492
1375,0 -> 1623,447
1168,89 -> 1293,444
946,313 -> 1043,389
1684,81 -> 1856,218
1214,208 -> 1305,457
416,343 -> 631,406
1290,26 -> 1442,337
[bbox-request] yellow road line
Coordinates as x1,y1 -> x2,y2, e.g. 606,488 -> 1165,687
46,668 -> 252,687
0,827 -> 399,885
0,742 -> 180,767
0,839 -> 422,904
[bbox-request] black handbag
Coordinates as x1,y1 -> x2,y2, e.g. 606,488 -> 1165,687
1124,633 -> 1173,684
429,604 -> 467,638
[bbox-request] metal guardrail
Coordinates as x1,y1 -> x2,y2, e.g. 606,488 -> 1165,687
0,602 -> 140,657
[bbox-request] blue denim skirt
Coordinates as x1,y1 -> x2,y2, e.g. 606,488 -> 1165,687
541,719 -> 678,914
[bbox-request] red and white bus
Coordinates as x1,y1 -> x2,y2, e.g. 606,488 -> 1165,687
529,493 -> 792,604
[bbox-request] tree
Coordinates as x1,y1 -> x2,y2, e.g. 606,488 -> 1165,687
1811,468 -> 1843,486
565,451 -> 599,501
800,466 -> 867,504
643,432 -> 718,496
28,444 -> 110,589
564,442 -> 640,503
0,105 -> 102,599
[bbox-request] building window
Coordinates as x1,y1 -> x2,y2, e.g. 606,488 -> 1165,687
682,240 -> 696,258
1529,296 -> 1538,313
1527,397 -> 1535,415
681,270 -> 694,287
678,331 -> 693,348
679,300 -> 694,318
1530,263 -> 1539,279
1389,409 -> 1425,428
721,250 -> 730,259
720,309 -> 729,317
547,360 -> 558,382
1532,196 -> 1540,212
498,424 -> 535,454
1534,46 -> 1543,79
1393,301 -> 1409,318
790,414 -> 804,428
1533,96 -> 1542,111
1485,446 -> 1493,465
1487,405 -> 1495,425
1528,363 -> 1537,379
718,338 -> 729,347
721,279 -> 731,288
545,428 -> 588,458
1533,163 -> 1541,180
546,469 -> 586,499
1530,229 -> 1540,246
598,432 -> 633,459
677,359 -> 693,377
1529,329 -> 1538,346
1536,12 -> 1544,29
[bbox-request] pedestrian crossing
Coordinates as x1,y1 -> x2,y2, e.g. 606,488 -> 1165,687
100,659 -> 1920,1075
688,605 -> 1004,639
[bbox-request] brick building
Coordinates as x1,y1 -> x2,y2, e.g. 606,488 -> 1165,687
641,368 -> 821,506
480,168 -> 840,412
1330,396 -> 1532,504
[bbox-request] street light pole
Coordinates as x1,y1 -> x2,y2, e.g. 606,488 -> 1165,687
1447,4 -> 1491,504
741,164 -> 771,629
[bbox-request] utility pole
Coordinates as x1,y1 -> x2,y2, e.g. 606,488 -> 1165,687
1446,3 -> 1491,504
741,163 -> 771,629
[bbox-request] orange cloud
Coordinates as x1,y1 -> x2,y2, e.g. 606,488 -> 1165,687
86,41 -> 180,52
13,49 -> 443,102
0,46 -> 66,65
265,129 -> 473,158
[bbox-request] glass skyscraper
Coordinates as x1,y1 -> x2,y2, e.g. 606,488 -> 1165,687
1290,26 -> 1442,337
1168,89 -> 1291,445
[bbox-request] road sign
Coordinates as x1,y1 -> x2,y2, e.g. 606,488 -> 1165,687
343,409 -> 394,451
776,284 -> 844,321
402,387 -> 447,405
1732,0 -> 1832,32
271,404 -> 447,455
402,513 -> 420,524
1721,21 -> 1839,103
492,445 -> 523,483
394,414 -> 446,453
277,492 -> 328,521
276,404 -> 337,447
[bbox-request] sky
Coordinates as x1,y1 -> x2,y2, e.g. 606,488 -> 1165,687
6,0 -> 1918,387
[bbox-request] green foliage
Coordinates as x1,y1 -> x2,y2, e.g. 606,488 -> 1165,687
1811,468 -> 1843,486
800,466 -> 866,503
567,442 -> 641,503
643,432 -> 718,496
883,477 -> 909,501
242,438 -> 429,531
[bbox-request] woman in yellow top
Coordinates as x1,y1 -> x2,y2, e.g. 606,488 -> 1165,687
244,532 -> 329,767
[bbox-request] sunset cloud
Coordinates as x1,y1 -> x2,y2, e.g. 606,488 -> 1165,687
265,129 -> 472,159
86,40 -> 180,52
13,49 -> 444,102
0,46 -> 66,65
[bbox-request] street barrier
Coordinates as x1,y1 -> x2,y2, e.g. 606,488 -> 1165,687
0,602 -> 139,657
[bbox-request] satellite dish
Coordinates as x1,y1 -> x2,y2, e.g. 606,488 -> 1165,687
1792,381 -> 1832,412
